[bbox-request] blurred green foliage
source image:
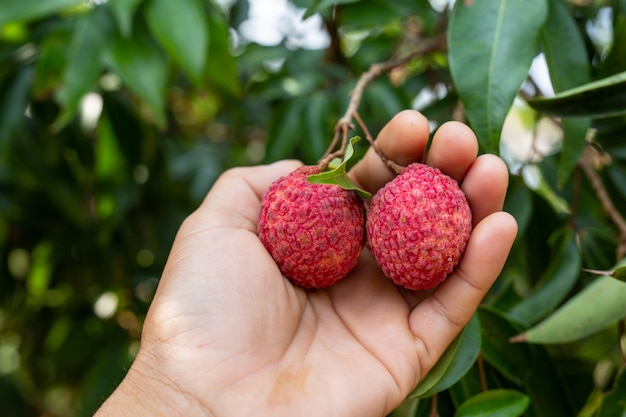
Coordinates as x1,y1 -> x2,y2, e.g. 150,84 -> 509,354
1,0 -> 626,416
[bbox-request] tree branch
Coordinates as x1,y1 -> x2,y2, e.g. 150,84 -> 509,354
319,33 -> 447,170
579,153 -> 626,260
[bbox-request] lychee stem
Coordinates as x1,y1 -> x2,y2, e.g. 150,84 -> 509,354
353,111 -> 403,175
319,122 -> 351,171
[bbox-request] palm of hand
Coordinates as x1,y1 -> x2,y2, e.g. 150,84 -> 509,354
134,111 -> 517,417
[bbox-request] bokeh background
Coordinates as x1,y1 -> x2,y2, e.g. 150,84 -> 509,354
1,1 -> 626,416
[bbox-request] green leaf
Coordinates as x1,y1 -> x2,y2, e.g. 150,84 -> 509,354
303,92 -> 331,164
145,0 -> 209,84
96,115 -> 127,184
522,344 -> 578,416
411,314 -> 481,398
557,118 -> 589,188
540,0 -> 591,93
477,306 -> 531,385
508,229 -> 581,326
528,71 -> 626,118
597,368 -> 626,417
613,266 -> 626,282
0,0 -> 83,26
598,0 -> 626,77
0,66 -> 33,150
511,272 -> 626,344
540,0 -> 592,187
455,389 -> 530,417
32,27 -> 71,99
503,177 -> 533,238
109,0 -> 143,37
388,396 -> 419,417
54,7 -> 113,130
523,165 -> 570,215
103,26 -> 168,126
307,136 -> 372,199
303,0 -> 359,19
205,11 -> 241,96
26,241 -> 54,308
264,99 -> 307,162
448,0 -> 548,154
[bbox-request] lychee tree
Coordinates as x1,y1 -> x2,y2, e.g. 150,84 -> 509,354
1,0 -> 626,416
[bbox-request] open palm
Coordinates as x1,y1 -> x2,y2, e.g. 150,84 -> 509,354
96,110 -> 517,417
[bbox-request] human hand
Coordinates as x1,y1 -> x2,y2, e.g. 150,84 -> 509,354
95,110 -> 517,417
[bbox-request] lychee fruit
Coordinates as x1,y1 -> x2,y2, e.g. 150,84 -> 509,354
258,165 -> 366,289
366,163 -> 472,290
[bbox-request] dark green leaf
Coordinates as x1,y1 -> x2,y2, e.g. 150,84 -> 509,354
455,389 -> 530,417
0,0 -> 83,26
523,344 -> 578,416
103,26 -> 168,126
264,99 -> 307,162
540,0 -> 591,93
303,92 -> 331,164
503,177 -> 533,238
363,79 -> 405,122
599,0 -> 626,77
478,306 -> 531,384
304,0 -> 359,19
448,0 -> 548,153
529,71 -> 626,118
307,137 -> 371,198
508,229 -> 581,326
32,27 -> 71,99
145,0 -> 209,84
558,118 -> 589,188
54,7 -> 113,129
205,11 -> 241,96
411,314 -> 481,398
109,0 -> 143,37
597,116 -> 626,159
540,0 -> 591,186
0,66 -> 33,150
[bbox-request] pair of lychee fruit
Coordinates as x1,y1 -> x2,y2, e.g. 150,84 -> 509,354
257,162 -> 472,290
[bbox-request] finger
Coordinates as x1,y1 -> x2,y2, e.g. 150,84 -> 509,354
349,110 -> 430,193
461,154 -> 510,226
409,211 -> 518,375
425,121 -> 479,182
188,160 -> 303,233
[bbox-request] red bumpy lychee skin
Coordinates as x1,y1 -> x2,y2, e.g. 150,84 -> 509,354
366,163 -> 472,290
258,166 -> 366,289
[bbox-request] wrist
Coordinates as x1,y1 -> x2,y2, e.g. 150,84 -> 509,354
94,349 -> 213,417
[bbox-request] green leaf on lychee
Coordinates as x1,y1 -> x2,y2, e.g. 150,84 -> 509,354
307,136 -> 372,199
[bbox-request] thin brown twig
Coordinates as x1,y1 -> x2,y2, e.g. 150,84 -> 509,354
353,111 -> 403,174
318,33 -> 447,170
429,393 -> 439,417
477,354 -> 488,392
579,153 -> 626,260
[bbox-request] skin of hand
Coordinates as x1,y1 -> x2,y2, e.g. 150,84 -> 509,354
95,110 -> 518,417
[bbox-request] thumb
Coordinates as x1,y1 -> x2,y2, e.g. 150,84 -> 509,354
187,160 -> 303,234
